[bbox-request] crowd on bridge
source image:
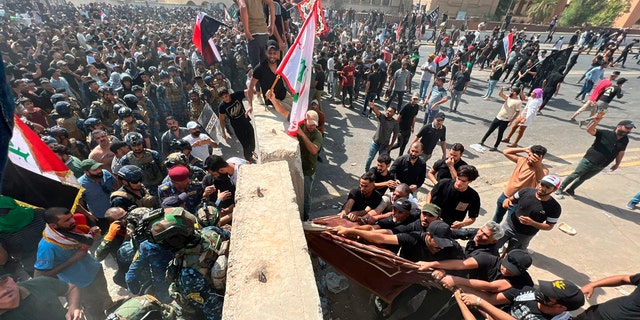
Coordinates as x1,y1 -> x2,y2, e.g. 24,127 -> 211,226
0,0 -> 638,319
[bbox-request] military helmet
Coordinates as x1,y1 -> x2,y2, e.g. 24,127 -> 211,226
124,132 -> 144,146
147,207 -> 197,251
84,117 -> 101,129
131,85 -> 143,92
204,75 -> 214,84
48,126 -> 69,138
117,165 -> 144,182
123,94 -> 138,106
50,93 -> 66,104
99,85 -> 115,94
164,152 -> 189,169
118,106 -> 133,117
54,101 -> 71,116
158,71 -> 170,79
170,139 -> 191,152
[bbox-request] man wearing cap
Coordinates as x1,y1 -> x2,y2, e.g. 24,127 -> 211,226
248,40 -> 288,110
460,279 -> 585,320
422,248 -> 534,295
0,268 -> 84,320
577,273 -> 640,319
499,175 -> 562,252
183,121 -> 218,162
333,220 -> 463,263
78,159 -> 120,231
386,203 -> 442,234
391,94 -> 420,157
158,165 -> 205,214
218,88 -> 256,162
419,54 -> 437,101
427,165 -> 481,229
363,104 -> 399,172
367,198 -> 418,230
558,118 -> 633,198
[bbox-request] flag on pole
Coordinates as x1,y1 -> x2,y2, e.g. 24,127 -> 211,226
276,0 -> 318,137
100,10 -> 107,25
193,13 -> 228,66
297,0 -> 328,35
426,6 -> 439,26
223,5 -> 232,22
503,32 -> 514,57
3,116 -> 82,211
396,23 -> 402,42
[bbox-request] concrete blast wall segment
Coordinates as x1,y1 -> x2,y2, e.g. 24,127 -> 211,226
222,161 -> 322,319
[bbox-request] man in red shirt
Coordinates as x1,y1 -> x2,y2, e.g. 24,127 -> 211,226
339,60 -> 356,108
570,70 -> 619,122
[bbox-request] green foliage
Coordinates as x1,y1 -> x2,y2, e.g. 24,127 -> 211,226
527,0 -> 557,24
559,0 -> 630,27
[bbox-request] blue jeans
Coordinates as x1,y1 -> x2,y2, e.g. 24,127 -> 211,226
492,192 -> 519,223
247,34 -> 268,70
419,80 -> 431,100
303,173 -> 316,221
630,191 -> 640,205
364,142 -> 389,172
485,80 -> 498,97
362,92 -> 377,114
424,106 -> 440,125
576,80 -> 594,101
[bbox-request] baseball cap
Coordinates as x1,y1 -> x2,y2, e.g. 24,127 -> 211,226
161,194 -> 187,208
501,249 -> 532,276
81,159 -> 102,171
168,165 -> 190,182
538,280 -> 585,311
612,70 -> 621,76
427,220 -> 454,248
617,77 -> 627,85
306,110 -> 319,126
421,203 -> 441,217
435,111 -> 446,121
186,121 -> 199,130
393,198 -> 412,212
411,93 -> 420,99
311,99 -> 319,105
618,120 -> 636,129
428,53 -> 436,59
540,175 -> 561,189
267,40 -> 278,51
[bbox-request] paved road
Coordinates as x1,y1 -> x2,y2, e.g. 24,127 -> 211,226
310,39 -> 640,318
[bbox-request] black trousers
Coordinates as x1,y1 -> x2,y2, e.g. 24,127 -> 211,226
481,118 -> 510,148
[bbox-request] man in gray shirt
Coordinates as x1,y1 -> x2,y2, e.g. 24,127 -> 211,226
386,62 -> 411,110
364,103 -> 399,171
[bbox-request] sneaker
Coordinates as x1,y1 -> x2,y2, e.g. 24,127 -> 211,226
483,96 -> 489,100
489,147 -> 498,151
578,120 -> 584,128
569,118 -> 576,122
626,202 -> 636,210
565,189 -> 575,197
479,142 -> 487,147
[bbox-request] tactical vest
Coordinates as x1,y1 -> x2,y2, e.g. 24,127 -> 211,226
171,228 -> 228,290
106,294 -> 177,320
124,151 -> 164,186
110,188 -> 158,209
59,116 -> 85,141
120,120 -> 144,139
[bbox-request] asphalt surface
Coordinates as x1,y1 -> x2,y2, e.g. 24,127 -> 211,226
309,35 -> 640,318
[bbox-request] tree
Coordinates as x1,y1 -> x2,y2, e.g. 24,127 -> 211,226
527,0 -> 557,24
560,0 -> 630,27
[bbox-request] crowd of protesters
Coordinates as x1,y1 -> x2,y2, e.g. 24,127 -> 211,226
0,0 -> 638,319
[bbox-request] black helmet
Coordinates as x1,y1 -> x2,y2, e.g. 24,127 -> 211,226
48,126 -> 69,138
50,93 -> 66,104
148,66 -> 158,73
204,75 -> 214,84
84,117 -> 101,129
118,106 -> 133,117
167,66 -> 178,72
54,101 -> 71,116
131,85 -> 143,92
121,74 -> 132,82
123,94 -> 138,107
99,85 -> 115,94
159,71 -> 170,79
124,132 -> 144,146
170,139 -> 191,152
117,165 -> 144,182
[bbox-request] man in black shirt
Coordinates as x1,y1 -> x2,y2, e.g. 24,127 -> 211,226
391,203 -> 442,234
368,153 -> 396,196
389,142 -> 427,194
427,165 -> 481,228
375,198 -> 418,230
412,112 -> 447,162
577,273 -> 640,320
247,41 -> 287,109
390,95 -> 420,157
451,220 -> 504,258
582,77 -> 626,127
448,64 -> 470,112
499,175 -> 562,252
428,142 -> 467,184
419,249 -> 534,293
218,89 -> 255,161
538,65 -> 565,112
361,63 -> 384,116
558,119 -> 633,197
338,171 -> 384,222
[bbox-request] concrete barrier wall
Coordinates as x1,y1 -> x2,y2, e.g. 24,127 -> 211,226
222,160 -> 322,320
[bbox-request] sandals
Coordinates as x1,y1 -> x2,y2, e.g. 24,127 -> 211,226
558,222 -> 577,236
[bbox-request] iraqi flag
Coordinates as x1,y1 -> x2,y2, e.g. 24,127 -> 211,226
193,13 -> 228,66
276,0 -> 318,137
3,116 -> 82,211
223,5 -> 232,22
503,32 -> 514,58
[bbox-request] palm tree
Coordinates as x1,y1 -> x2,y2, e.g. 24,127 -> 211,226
527,0 -> 557,24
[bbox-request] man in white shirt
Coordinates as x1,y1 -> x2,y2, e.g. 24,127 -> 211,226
183,121 -> 218,161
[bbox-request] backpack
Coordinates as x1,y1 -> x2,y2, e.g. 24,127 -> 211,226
106,295 -> 174,320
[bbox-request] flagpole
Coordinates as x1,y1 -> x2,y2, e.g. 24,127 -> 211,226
270,75 -> 282,93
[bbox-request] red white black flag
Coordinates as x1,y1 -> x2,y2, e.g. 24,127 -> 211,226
192,13 -> 228,66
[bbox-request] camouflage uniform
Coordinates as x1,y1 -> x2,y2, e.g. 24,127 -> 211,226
113,119 -> 151,142
120,150 -> 166,197
88,98 -> 125,128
